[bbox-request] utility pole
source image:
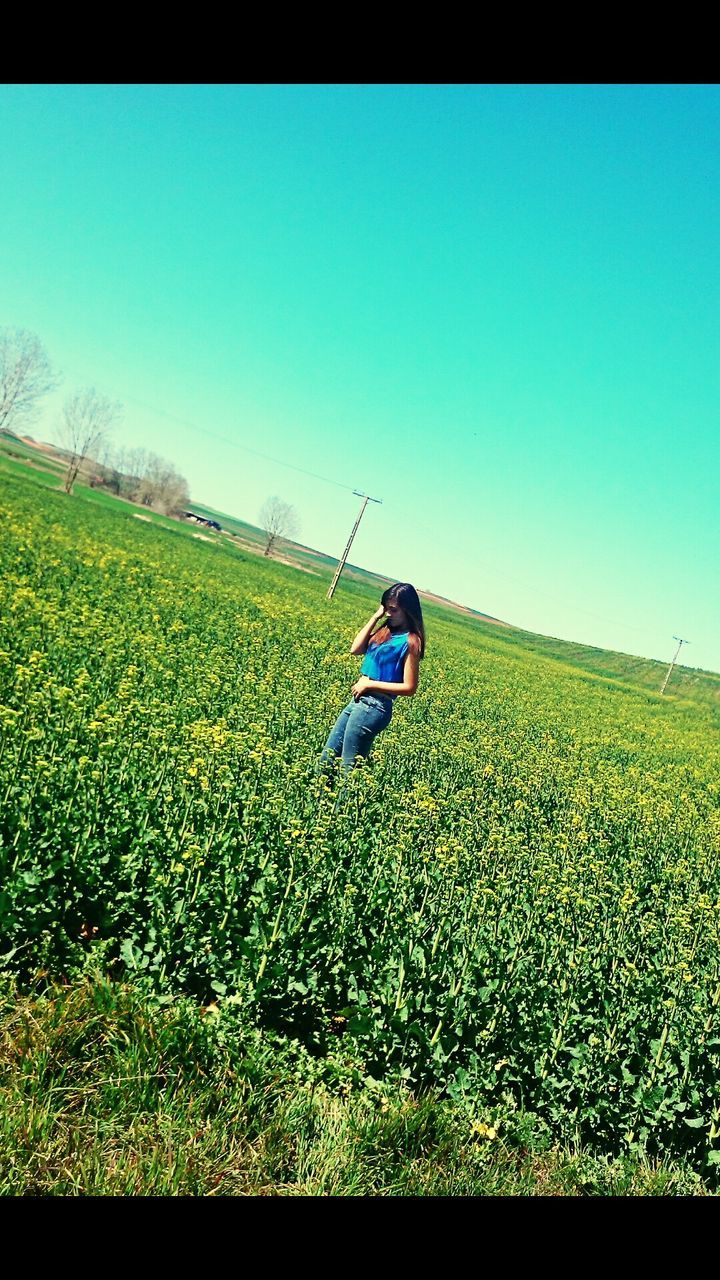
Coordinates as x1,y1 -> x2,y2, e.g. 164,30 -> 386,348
326,490 -> 382,601
659,636 -> 690,696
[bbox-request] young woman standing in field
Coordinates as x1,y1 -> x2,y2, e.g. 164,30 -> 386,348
319,582 -> 425,772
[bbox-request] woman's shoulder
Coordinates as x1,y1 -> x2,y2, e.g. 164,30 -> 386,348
369,625 -> 390,648
406,632 -> 422,654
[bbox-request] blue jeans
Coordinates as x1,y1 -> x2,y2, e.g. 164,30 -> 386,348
319,694 -> 393,771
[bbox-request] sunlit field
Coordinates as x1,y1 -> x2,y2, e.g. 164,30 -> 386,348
2,469 -> 720,1185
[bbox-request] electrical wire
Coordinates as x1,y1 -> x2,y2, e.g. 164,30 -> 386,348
54,375 -> 649,641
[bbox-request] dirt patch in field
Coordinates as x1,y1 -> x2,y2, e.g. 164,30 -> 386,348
133,513 -> 153,523
273,554 -> 320,575
20,437 -> 61,456
222,532 -> 319,575
418,589 -> 511,627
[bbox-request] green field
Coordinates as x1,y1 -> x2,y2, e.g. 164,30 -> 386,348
2,466 -> 720,1194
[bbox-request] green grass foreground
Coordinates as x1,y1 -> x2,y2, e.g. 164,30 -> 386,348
0,975 -> 706,1196
2,466 -> 720,1193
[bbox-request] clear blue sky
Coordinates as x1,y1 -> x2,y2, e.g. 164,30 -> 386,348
2,84 -> 719,672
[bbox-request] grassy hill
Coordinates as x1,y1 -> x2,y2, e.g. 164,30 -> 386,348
2,428 -> 716,707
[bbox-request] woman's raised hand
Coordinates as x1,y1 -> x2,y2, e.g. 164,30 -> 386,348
372,605 -> 386,623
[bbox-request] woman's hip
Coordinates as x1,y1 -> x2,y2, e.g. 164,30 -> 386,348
349,693 -> 393,725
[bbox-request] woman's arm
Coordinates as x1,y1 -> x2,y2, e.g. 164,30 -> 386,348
351,635 -> 421,699
350,606 -> 386,656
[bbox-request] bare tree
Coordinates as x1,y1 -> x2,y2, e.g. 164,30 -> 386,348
87,437 -> 118,490
0,327 -> 58,435
115,446 -> 149,500
86,442 -> 190,515
60,387 -> 122,494
259,495 -> 300,557
132,451 -> 190,515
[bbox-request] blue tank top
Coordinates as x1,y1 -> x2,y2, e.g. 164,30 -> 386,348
360,630 -> 410,695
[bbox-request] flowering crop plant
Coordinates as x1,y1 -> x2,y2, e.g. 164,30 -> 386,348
2,471 -> 720,1171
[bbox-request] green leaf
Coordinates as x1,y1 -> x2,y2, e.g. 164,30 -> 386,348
120,938 -> 140,968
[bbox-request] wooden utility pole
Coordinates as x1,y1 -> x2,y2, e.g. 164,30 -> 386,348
659,636 -> 689,695
326,491 -> 382,601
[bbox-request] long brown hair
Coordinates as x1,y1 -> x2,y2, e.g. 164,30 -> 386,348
370,582 -> 426,659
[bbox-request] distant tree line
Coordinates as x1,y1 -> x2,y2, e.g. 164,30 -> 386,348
0,325 -> 190,515
90,445 -> 190,516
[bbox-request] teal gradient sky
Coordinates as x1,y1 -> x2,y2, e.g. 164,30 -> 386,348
2,84 -> 718,672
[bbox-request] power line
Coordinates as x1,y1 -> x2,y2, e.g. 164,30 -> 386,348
57,373 -> 358,494
121,393 -> 359,493
53,374 -> 661,647
121,394 -> 652,639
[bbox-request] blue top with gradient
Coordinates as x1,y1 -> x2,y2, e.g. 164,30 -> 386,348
360,630 -> 410,695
